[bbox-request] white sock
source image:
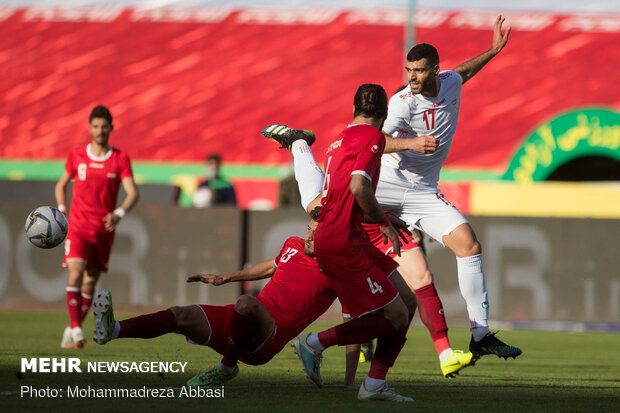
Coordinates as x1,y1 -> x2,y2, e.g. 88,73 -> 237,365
217,361 -> 236,374
306,333 -> 325,351
439,348 -> 453,364
291,140 -> 324,211
456,254 -> 490,337
364,377 -> 386,391
111,321 -> 120,340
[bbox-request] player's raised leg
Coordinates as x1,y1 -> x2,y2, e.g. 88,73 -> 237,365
93,290 -> 191,345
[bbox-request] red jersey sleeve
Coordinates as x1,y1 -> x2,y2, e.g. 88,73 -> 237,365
118,152 -> 134,179
351,129 -> 385,182
65,150 -> 77,177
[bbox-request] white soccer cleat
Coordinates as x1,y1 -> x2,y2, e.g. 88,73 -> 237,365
71,326 -> 86,348
93,289 -> 116,345
358,382 -> 414,402
61,326 -> 74,349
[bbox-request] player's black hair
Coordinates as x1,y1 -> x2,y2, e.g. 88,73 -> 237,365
309,206 -> 321,221
353,84 -> 388,120
406,43 -> 439,66
89,105 -> 113,125
206,153 -> 222,164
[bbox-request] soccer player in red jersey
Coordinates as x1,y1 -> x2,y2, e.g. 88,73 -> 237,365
92,221 -> 338,387
285,84 -> 416,402
55,105 -> 139,349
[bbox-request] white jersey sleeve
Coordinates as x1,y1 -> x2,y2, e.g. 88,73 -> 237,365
379,71 -> 463,189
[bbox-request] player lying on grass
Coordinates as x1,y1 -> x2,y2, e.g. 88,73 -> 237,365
262,125 -> 477,378
93,217 -> 416,401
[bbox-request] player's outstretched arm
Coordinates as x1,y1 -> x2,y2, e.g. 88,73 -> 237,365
454,14 -> 511,84
187,259 -> 277,285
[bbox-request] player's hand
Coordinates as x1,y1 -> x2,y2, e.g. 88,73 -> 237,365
387,214 -> 412,244
102,213 -> 121,232
409,135 -> 438,154
491,15 -> 511,55
380,224 -> 403,256
186,274 -> 228,285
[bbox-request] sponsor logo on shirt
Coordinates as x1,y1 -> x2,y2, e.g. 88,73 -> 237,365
89,163 -> 104,169
399,91 -> 413,100
432,99 -> 446,108
107,173 -> 117,178
326,138 -> 343,154
372,145 -> 379,153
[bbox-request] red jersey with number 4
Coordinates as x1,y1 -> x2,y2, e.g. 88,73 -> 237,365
256,237 -> 336,339
65,144 -> 133,234
314,124 -> 385,257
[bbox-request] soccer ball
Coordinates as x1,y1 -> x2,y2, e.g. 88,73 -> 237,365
24,206 -> 68,249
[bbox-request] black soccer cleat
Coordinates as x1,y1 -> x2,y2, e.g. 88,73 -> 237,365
469,331 -> 522,361
261,123 -> 316,150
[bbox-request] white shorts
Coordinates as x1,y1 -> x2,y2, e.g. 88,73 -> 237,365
375,179 -> 468,246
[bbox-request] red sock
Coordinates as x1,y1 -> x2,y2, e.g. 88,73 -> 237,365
66,286 -> 82,328
368,313 -> 412,380
118,309 -> 177,338
222,310 -> 257,368
317,315 -> 396,349
80,292 -> 93,322
415,283 -> 450,355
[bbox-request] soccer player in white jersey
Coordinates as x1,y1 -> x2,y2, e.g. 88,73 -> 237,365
376,15 -> 521,360
262,15 -> 521,365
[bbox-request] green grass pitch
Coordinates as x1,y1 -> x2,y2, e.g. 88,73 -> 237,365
1,309 -> 618,412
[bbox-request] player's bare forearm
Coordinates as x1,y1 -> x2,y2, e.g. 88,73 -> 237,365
350,175 -> 384,224
454,14 -> 510,84
54,171 -> 71,211
118,177 -> 140,214
187,260 -> 276,285
384,134 -> 438,154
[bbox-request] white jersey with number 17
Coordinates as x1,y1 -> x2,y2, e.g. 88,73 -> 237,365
380,70 -> 462,189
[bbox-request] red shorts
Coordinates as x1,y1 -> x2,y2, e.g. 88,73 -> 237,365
317,244 -> 399,318
62,229 -> 115,272
197,304 -> 291,366
363,223 -> 419,257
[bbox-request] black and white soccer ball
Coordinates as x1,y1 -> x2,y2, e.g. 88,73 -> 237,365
24,206 -> 68,249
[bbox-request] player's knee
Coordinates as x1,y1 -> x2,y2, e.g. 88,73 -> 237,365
168,305 -> 198,330
418,269 -> 433,286
234,295 -> 259,316
385,300 -> 409,332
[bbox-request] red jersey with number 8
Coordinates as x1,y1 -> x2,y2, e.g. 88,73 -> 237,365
65,144 -> 133,235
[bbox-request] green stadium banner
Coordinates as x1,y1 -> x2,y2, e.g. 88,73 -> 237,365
503,108 -> 620,182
